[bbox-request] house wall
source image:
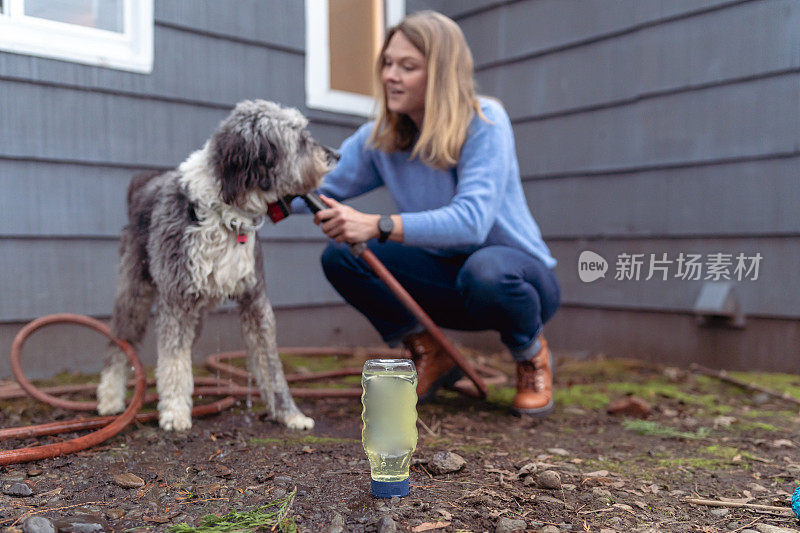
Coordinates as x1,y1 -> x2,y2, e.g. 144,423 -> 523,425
1,0 -> 797,379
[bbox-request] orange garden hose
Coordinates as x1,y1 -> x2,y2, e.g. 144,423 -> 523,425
0,314 -> 505,466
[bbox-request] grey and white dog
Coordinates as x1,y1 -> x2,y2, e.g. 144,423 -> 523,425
97,100 -> 335,431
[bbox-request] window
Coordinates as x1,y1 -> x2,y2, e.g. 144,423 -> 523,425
0,0 -> 153,73
306,0 -> 405,116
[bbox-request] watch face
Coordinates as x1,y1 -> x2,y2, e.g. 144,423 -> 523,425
379,216 -> 394,233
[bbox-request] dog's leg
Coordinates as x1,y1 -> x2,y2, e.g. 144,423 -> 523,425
98,238 -> 154,415
155,302 -> 199,431
238,291 -> 314,430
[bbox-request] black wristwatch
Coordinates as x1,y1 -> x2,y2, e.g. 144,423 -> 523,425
378,215 -> 394,243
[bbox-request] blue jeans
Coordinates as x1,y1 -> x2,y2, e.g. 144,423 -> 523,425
320,241 -> 561,361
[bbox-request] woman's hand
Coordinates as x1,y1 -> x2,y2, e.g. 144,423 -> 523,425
314,195 -> 379,243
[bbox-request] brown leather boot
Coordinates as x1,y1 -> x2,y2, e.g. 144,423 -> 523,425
511,336 -> 554,417
403,331 -> 462,402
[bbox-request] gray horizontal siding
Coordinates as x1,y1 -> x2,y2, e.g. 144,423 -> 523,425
0,25 -> 303,111
549,236 -> 799,319
450,0 -> 748,66
154,0 -> 305,51
0,159 -> 394,238
0,80 -> 357,166
511,73 -> 800,177
0,239 -> 341,322
525,156 -> 800,239
477,0 -> 800,121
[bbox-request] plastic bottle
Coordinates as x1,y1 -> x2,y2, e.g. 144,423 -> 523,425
361,358 -> 418,498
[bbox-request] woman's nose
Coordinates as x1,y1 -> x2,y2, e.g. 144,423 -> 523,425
383,65 -> 399,82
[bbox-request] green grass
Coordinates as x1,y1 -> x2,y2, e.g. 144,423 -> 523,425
622,419 -> 711,440
170,489 -> 297,532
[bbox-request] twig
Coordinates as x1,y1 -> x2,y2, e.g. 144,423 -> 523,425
730,518 -> 761,532
417,417 -> 438,437
690,364 -> 800,406
684,498 -> 793,515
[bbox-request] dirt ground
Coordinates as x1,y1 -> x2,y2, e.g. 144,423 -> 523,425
0,348 -> 799,533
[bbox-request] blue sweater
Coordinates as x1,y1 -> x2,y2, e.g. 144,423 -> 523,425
300,98 -> 556,268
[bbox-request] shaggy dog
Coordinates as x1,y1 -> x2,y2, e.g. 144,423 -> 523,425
96,100 -> 336,431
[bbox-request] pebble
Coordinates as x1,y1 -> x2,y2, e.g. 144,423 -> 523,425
52,515 -> 108,533
273,488 -> 287,499
26,468 -> 44,477
112,473 -> 144,489
536,470 -> 562,490
2,472 -> 28,482
599,529 -> 618,533
752,392 -> 770,405
274,475 -> 293,486
428,451 -> 466,474
3,482 -> 33,497
540,526 -> 560,533
377,515 -> 397,533
105,508 -> 126,520
547,448 -> 570,456
21,517 -> 55,533
591,487 -> 611,498
755,526 -> 800,533
327,511 -> 345,533
495,517 -> 527,533
710,508 -> 730,517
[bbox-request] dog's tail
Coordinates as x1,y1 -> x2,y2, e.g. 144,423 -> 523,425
127,170 -> 164,217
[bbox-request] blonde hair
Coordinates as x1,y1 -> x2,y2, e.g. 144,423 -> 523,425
369,10 -> 485,169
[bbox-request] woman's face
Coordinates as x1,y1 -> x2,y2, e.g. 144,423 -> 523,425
381,31 -> 427,127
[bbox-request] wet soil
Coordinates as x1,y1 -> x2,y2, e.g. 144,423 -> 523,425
1,350 -> 799,532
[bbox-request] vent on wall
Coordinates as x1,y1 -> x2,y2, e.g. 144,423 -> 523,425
693,282 -> 746,329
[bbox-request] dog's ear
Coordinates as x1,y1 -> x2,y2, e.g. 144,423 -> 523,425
256,138 -> 277,191
211,129 -> 256,205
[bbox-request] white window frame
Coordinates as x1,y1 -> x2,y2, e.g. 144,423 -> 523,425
306,0 -> 404,117
0,0 -> 153,73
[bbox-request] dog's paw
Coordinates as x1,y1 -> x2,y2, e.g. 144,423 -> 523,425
284,413 -> 315,430
159,409 -> 192,432
97,398 -> 125,416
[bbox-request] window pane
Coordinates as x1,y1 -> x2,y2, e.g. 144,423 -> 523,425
24,0 -> 124,33
329,0 -> 382,96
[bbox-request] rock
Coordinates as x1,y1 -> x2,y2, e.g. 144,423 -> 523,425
22,517 -> 55,533
547,448 -> 570,456
273,488 -> 287,499
3,482 -> 33,497
536,470 -> 562,490
52,515 -> 109,533
710,508 -> 729,517
3,471 -> 28,482
105,508 -> 126,520
607,396 -> 651,418
327,512 -> 345,533
537,495 -> 565,506
112,473 -> 144,489
591,487 -> 611,498
274,475 -> 293,486
26,468 -> 43,477
540,526 -> 560,533
752,392 -> 770,405
599,529 -> 618,533
428,451 -> 466,475
755,526 -> 800,533
495,517 -> 527,533
377,515 -> 397,533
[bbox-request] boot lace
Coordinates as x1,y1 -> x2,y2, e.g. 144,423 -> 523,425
518,360 -> 546,392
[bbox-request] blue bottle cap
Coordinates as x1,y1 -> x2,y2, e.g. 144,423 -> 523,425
371,478 -> 409,498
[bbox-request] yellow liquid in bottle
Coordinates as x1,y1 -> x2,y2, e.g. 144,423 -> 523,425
361,361 -> 418,483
